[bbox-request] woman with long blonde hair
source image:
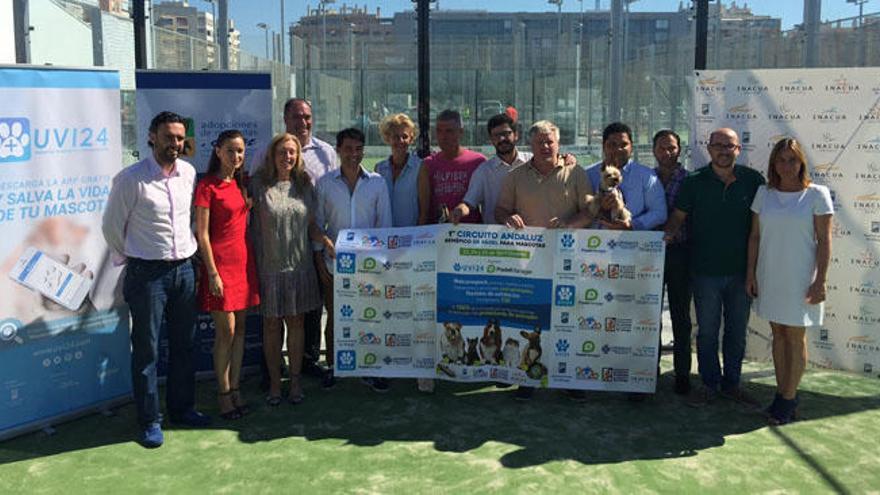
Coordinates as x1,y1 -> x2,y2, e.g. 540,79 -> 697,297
251,133 -> 333,405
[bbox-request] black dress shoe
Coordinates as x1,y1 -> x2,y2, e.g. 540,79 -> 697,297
514,386 -> 534,401
674,375 -> 691,395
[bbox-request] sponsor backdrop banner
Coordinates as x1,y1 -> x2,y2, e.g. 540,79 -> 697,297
135,70 -> 272,377
692,68 -> 880,379
135,70 -> 272,174
0,66 -> 131,440
334,225 -> 664,393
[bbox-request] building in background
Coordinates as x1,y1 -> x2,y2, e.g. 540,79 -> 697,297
152,1 -> 217,70
147,1 -> 240,70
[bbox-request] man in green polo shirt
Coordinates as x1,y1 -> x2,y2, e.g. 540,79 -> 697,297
664,128 -> 764,407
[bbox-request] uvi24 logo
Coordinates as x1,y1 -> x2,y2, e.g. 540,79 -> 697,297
560,233 -> 575,249
0,117 -> 110,164
555,285 -> 575,306
0,119 -> 31,162
336,253 -> 356,273
337,350 -> 356,371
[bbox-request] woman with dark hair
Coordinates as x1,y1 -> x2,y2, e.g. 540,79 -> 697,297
194,129 -> 261,420
251,133 -> 332,405
746,137 -> 833,425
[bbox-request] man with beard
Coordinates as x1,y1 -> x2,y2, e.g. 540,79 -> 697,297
449,113 -> 532,224
664,128 -> 764,408
103,111 -> 211,448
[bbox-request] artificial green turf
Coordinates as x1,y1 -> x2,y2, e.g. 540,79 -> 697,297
1,357 -> 878,494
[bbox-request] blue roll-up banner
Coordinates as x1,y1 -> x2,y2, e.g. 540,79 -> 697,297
135,70 -> 273,376
0,66 -> 131,441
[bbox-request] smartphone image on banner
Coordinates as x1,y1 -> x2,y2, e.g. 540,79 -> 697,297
8,247 -> 93,311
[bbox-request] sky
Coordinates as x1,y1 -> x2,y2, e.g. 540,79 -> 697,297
181,0 -> 875,56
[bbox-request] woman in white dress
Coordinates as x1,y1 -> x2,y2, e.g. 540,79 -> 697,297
746,137 -> 833,425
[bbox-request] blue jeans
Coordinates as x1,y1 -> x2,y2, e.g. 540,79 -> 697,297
123,258 -> 197,427
691,273 -> 751,391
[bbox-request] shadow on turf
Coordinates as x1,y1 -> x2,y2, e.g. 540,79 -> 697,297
2,373 -> 878,474
227,373 -> 880,469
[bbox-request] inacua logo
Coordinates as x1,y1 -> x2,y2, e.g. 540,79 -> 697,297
0,118 -> 31,163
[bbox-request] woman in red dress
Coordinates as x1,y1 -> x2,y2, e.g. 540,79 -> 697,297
194,129 -> 260,420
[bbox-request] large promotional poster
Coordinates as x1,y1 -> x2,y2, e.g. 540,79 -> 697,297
0,67 -> 131,440
135,70 -> 272,174
692,68 -> 880,379
333,225 -> 664,393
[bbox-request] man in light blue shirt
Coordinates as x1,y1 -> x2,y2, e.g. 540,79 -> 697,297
585,122 -> 667,231
315,128 -> 392,390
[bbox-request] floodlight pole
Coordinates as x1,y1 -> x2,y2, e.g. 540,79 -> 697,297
414,0 -> 433,158
132,0 -> 147,69
694,0 -> 708,70
803,0 -> 821,67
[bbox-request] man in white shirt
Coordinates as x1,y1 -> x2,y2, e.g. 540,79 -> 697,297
450,113 -> 532,224
283,98 -> 338,379
102,111 -> 210,449
314,128 -> 392,390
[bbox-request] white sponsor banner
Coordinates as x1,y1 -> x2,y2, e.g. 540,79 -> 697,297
692,68 -> 880,379
334,225 -> 664,393
135,71 -> 272,173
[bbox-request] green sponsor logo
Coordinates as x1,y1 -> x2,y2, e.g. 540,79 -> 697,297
364,353 -> 377,365
586,236 -> 601,248
582,341 -> 596,353
584,289 -> 599,301
362,257 -> 377,270
363,307 -> 377,319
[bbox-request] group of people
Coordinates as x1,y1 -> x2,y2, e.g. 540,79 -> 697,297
102,98 -> 832,449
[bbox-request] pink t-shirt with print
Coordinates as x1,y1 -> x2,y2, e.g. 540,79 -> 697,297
424,148 -> 486,224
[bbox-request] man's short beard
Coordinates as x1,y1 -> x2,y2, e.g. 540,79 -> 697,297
495,142 -> 514,154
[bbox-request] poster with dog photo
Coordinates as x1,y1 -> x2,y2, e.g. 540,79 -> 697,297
333,225 -> 440,378
436,225 -> 555,387
551,230 -> 666,393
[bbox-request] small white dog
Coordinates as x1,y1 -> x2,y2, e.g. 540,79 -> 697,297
586,163 -> 632,225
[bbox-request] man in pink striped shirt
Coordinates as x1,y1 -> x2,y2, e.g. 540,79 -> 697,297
103,111 -> 210,448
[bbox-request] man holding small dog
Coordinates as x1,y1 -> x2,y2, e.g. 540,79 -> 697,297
664,128 -> 764,408
585,122 -> 666,231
